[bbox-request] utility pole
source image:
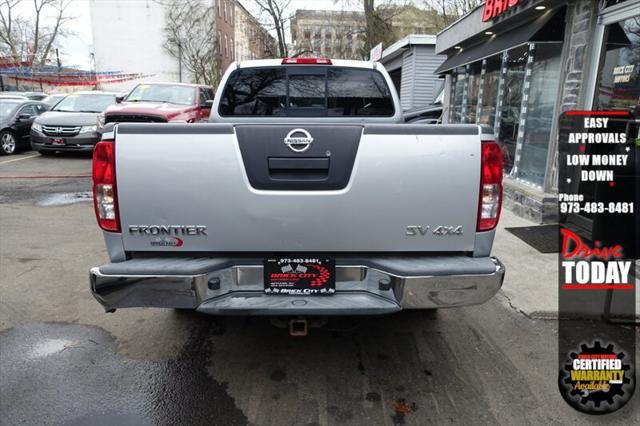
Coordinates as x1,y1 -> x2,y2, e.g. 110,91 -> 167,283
56,48 -> 61,85
178,41 -> 183,83
90,53 -> 97,89
14,55 -> 19,90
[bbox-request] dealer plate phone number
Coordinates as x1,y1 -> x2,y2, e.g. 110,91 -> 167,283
560,202 -> 634,214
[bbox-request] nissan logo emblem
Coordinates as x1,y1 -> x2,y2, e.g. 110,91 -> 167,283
284,128 -> 314,153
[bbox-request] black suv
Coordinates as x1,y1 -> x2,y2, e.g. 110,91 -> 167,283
0,99 -> 49,155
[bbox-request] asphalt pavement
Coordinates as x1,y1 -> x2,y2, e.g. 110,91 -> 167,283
0,151 -> 638,426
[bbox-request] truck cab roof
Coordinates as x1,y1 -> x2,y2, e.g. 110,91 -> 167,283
233,58 -> 378,70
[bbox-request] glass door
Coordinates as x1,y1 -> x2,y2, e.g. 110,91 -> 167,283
570,6 -> 640,234
594,15 -> 640,112
516,43 -> 563,186
499,45 -> 528,174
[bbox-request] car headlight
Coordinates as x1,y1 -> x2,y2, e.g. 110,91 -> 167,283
32,122 -> 43,132
80,125 -> 97,133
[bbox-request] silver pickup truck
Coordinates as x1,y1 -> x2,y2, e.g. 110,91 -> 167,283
90,58 -> 505,317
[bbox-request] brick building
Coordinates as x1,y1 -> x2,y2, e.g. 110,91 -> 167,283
89,0 -> 241,89
215,0 -> 236,73
234,2 -> 277,61
436,0 -> 639,224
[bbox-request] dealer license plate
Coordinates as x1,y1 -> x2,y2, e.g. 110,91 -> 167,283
264,257 -> 335,295
51,138 -> 66,145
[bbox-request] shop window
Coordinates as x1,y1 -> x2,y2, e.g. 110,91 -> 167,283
605,0 -> 631,6
388,69 -> 402,96
478,55 -> 501,127
594,16 -> 640,112
499,45 -> 528,174
465,62 -> 481,123
449,67 -> 466,123
517,43 -> 563,187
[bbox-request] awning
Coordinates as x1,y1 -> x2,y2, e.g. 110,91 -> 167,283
434,10 -> 560,74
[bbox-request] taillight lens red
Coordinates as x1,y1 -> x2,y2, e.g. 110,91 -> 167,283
281,57 -> 332,65
92,141 -> 120,232
477,141 -> 503,232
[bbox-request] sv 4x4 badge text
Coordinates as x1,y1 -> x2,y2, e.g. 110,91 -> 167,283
406,225 -> 464,236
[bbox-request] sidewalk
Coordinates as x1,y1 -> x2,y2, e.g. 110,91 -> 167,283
492,209 -> 639,319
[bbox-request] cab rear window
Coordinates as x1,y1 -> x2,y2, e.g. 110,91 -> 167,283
218,67 -> 395,117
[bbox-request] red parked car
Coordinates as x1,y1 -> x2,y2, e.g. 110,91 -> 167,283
98,82 -> 214,128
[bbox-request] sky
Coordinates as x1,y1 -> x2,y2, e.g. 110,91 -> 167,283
10,0 -> 365,70
9,0 -> 93,69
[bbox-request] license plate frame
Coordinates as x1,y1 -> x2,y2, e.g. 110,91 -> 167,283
51,137 -> 66,145
263,257 -> 335,295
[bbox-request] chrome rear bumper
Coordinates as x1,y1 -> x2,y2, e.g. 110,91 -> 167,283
90,256 -> 505,315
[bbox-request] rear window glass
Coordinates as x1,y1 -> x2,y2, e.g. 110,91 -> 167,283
219,67 -> 394,117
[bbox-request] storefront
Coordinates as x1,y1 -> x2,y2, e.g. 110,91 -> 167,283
435,0 -> 640,223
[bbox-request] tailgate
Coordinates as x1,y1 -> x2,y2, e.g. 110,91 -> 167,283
115,123 -> 482,252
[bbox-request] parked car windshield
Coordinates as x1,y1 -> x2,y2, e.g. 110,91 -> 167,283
42,94 -> 67,107
219,66 -> 395,117
53,94 -> 116,113
126,84 -> 196,105
0,101 -> 20,118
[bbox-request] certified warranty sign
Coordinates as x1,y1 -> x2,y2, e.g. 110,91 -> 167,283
284,128 -> 314,153
559,340 -> 634,414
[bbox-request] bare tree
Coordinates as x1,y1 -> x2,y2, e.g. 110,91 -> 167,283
252,0 -> 290,57
0,0 -> 74,66
159,0 -> 220,86
354,0 -> 441,57
422,0 -> 482,30
331,0 -> 426,58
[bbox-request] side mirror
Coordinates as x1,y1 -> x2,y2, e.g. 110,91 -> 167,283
201,99 -> 214,109
115,96 -> 124,104
17,113 -> 32,121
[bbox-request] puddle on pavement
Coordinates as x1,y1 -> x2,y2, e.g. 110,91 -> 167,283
35,191 -> 92,206
1,322 -> 248,426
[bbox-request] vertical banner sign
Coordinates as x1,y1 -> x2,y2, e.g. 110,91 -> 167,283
557,111 -> 637,414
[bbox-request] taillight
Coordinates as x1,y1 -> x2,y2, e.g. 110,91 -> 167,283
477,141 -> 503,231
92,141 -> 120,232
281,57 -> 332,65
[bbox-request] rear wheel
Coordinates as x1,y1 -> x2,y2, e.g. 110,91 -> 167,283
0,131 -> 17,155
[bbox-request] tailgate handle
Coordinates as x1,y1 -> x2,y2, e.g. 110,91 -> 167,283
268,157 -> 329,170
268,157 -> 329,181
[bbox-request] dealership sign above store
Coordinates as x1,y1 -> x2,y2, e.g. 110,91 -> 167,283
482,0 -> 520,21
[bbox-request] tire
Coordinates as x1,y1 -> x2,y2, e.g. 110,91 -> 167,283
0,131 -> 17,155
38,150 -> 56,156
